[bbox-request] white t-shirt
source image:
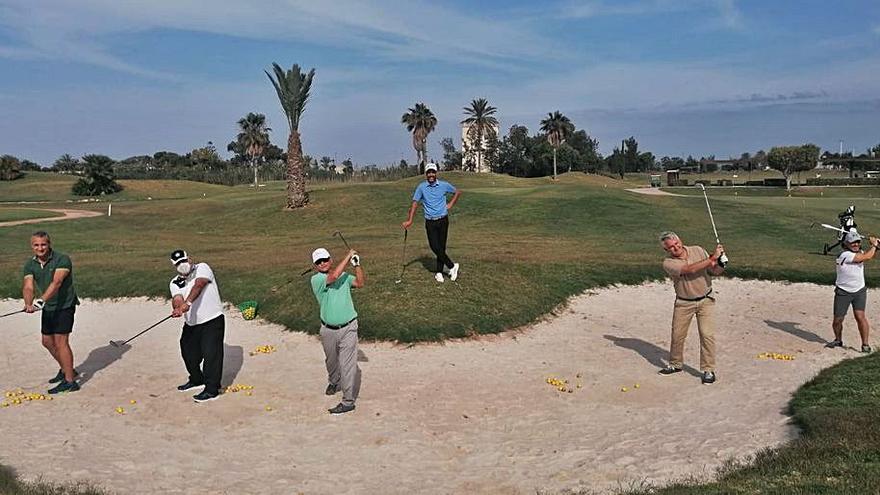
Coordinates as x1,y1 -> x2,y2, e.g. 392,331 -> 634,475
169,263 -> 224,326
835,251 -> 865,292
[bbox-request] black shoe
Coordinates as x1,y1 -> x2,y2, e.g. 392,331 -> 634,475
825,340 -> 843,348
701,371 -> 717,385
658,366 -> 683,376
193,390 -> 220,403
48,380 -> 80,394
328,403 -> 355,414
49,368 -> 79,384
862,345 -> 873,354
325,383 -> 339,396
177,381 -> 204,392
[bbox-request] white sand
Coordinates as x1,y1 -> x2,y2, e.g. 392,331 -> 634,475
0,279 -> 864,494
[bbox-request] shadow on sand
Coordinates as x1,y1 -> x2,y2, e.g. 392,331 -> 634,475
603,334 -> 702,378
763,320 -> 828,344
221,344 -> 243,388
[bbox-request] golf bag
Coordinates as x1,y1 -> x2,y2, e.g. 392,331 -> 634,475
823,205 -> 857,255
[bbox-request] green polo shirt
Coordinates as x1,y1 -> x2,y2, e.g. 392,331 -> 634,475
23,250 -> 79,312
310,272 -> 357,326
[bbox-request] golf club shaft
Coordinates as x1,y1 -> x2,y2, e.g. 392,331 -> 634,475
700,186 -> 721,244
115,315 -> 173,346
397,229 -> 408,280
0,309 -> 24,318
333,231 -> 353,251
820,223 -> 867,239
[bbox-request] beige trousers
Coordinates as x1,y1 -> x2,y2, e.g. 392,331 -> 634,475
320,319 -> 361,406
669,297 -> 716,372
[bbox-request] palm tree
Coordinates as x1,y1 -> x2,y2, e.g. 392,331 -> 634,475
461,98 -> 498,172
266,63 -> 315,209
401,103 -> 437,173
234,113 -> 271,188
540,111 -> 574,180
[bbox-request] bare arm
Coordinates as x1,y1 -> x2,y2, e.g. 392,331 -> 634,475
352,265 -> 365,289
401,201 -> 419,230
39,269 -> 69,305
446,190 -> 462,210
679,245 -> 724,275
326,250 -> 355,285
22,276 -> 36,311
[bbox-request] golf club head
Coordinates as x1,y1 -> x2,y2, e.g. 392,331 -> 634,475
109,340 -> 123,348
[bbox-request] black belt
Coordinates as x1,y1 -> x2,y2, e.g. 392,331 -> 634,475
677,289 -> 714,302
322,318 -> 356,330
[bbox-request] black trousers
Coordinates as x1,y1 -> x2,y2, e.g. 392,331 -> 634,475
180,314 -> 225,394
425,216 -> 454,273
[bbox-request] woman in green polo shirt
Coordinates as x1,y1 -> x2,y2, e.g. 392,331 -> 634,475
22,231 -> 80,394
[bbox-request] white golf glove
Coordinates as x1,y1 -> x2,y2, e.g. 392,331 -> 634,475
350,254 -> 361,267
33,299 -> 45,310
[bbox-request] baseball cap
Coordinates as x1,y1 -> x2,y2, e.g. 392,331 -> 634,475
845,229 -> 863,243
312,248 -> 331,263
169,249 -> 188,266
424,162 -> 438,173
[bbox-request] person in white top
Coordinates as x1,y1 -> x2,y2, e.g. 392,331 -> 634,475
828,229 -> 877,353
168,249 -> 226,402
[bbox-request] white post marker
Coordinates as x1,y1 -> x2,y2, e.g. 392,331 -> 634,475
108,203 -> 112,216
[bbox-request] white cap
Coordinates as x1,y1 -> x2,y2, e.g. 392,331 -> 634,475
424,162 -> 438,173
311,248 -> 331,263
845,229 -> 863,243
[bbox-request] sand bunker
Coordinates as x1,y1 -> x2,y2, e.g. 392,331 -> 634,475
0,208 -> 103,228
0,279 -> 862,494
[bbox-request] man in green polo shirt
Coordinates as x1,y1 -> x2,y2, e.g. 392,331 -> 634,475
22,231 -> 81,394
310,247 -> 365,414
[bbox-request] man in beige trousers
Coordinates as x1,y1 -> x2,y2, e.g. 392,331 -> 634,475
658,231 -> 725,385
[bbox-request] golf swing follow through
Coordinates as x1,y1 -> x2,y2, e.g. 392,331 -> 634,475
696,184 -> 728,268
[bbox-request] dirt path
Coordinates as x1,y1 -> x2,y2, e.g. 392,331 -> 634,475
0,279 -> 856,494
0,208 -> 104,227
625,187 -> 685,197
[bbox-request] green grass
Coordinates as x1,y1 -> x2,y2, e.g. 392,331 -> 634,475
619,353 -> 880,495
0,464 -> 107,495
2,172 -> 880,493
0,208 -> 63,223
1,171 -> 876,341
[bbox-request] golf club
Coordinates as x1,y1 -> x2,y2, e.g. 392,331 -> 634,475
269,267 -> 314,293
332,230 -> 353,251
1,299 -> 44,318
696,184 -> 728,267
395,229 -> 409,284
817,223 -> 868,239
110,315 -> 173,348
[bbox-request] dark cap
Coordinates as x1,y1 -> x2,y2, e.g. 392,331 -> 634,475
169,249 -> 188,266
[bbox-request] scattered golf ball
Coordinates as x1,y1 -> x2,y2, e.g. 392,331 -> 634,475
250,345 -> 276,356
545,376 -> 575,394
757,352 -> 795,361
634,383 -> 640,389
129,399 -> 137,404
115,407 -> 125,414
621,387 -> 628,392
2,389 -> 51,407
265,405 -> 273,411
226,384 -> 255,393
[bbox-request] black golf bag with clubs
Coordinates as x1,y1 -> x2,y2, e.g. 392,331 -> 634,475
823,205 -> 857,255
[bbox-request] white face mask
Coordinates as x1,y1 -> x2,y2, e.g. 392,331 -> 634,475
176,262 -> 192,276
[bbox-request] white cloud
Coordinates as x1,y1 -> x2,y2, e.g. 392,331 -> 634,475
0,0 -> 554,77
558,0 -> 744,30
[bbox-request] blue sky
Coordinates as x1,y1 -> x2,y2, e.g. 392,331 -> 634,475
1,0 -> 878,166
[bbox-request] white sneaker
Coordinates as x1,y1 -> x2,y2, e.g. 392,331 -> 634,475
434,273 -> 444,283
449,263 -> 460,281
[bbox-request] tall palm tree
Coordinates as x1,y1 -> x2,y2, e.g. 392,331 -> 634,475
540,111 -> 574,180
235,113 -> 271,188
461,98 -> 498,172
401,103 -> 437,173
266,63 -> 315,209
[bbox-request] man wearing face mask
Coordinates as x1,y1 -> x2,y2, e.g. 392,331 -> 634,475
169,249 -> 225,403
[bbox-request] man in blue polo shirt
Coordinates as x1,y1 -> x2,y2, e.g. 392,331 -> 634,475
401,162 -> 462,283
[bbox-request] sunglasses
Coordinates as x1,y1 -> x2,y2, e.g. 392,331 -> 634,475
314,258 -> 330,265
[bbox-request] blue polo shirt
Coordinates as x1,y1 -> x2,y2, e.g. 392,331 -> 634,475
412,180 -> 457,219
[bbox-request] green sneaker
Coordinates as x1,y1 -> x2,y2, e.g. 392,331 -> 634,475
48,380 -> 80,394
49,369 -> 79,384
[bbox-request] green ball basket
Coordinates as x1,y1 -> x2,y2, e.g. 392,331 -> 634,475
237,300 -> 258,320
